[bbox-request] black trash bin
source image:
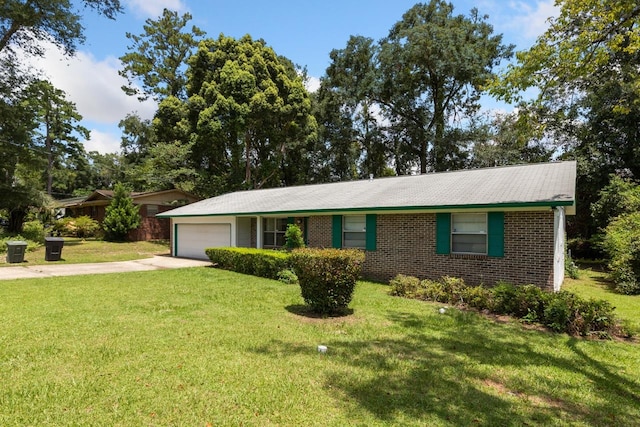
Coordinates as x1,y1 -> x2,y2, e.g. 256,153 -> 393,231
44,237 -> 64,261
6,241 -> 27,263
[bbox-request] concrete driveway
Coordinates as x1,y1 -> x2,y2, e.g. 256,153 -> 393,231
0,256 -> 211,281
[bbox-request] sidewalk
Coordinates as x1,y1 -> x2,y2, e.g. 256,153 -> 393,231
0,256 -> 211,281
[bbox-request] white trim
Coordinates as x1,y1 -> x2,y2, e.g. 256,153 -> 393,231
256,215 -> 262,249
553,206 -> 566,291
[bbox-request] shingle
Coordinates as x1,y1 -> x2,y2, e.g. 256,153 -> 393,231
158,161 -> 576,217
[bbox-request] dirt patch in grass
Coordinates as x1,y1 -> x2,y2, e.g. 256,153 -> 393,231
482,378 -> 566,409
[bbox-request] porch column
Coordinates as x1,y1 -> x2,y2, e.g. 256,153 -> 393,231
256,216 -> 262,249
553,206 -> 566,292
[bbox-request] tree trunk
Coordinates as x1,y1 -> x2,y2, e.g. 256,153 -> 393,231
8,207 -> 26,234
244,130 -> 252,187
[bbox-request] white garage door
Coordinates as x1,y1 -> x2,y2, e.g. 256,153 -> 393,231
176,223 -> 231,259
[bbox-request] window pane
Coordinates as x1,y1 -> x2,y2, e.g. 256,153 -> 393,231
276,218 -> 288,232
344,232 -> 366,248
275,232 -> 286,247
263,218 -> 274,232
344,215 -> 366,232
452,234 -> 486,254
452,213 -> 486,233
263,233 -> 274,246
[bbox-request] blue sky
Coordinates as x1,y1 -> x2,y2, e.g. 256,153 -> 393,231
28,0 -> 558,154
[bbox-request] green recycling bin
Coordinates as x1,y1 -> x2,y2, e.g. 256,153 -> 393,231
6,241 -> 27,263
45,237 -> 64,261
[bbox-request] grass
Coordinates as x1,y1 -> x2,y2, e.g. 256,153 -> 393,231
564,262 -> 640,336
0,267 -> 638,426
0,238 -> 169,266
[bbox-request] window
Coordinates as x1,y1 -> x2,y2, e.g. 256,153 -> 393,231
147,204 -> 159,217
451,213 -> 487,255
343,215 -> 366,249
263,217 -> 288,248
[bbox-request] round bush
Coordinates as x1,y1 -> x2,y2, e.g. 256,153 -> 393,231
290,248 -> 364,315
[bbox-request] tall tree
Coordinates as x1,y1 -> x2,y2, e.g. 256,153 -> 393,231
170,34 -> 316,195
493,1 -> 640,238
470,112 -> 552,168
494,0 -> 640,106
323,36 -> 388,178
0,0 -> 121,57
310,86 -> 359,181
27,80 -> 89,195
378,1 -> 513,173
0,0 -> 122,231
119,8 -> 205,102
322,1 -> 512,175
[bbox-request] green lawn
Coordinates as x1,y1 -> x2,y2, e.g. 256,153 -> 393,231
564,263 -> 640,336
0,238 -> 169,266
0,267 -> 638,426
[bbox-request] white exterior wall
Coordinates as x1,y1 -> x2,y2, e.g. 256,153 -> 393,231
553,206 -> 566,291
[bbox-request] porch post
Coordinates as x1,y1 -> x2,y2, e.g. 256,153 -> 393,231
256,216 -> 262,249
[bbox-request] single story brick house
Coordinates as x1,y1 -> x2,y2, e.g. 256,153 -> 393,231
157,161 -> 576,291
59,189 -> 200,241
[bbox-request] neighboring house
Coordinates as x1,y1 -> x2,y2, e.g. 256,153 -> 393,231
59,189 -> 200,241
157,161 -> 577,291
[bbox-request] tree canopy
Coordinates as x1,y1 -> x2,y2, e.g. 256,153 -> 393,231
119,8 -> 205,102
320,0 -> 513,175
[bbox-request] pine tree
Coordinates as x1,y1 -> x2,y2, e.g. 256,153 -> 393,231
102,183 -> 141,241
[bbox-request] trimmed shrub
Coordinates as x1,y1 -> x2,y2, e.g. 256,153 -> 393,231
277,269 -> 299,285
490,282 -> 518,315
542,291 -> 617,336
461,285 -> 493,311
205,247 -> 290,280
284,224 -> 305,250
512,284 -> 550,322
290,248 -> 364,315
389,274 -> 421,298
387,275 -> 619,338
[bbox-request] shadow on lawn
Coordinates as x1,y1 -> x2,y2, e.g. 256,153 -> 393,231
255,309 -> 639,426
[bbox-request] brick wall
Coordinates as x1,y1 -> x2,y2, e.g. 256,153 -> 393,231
307,215 -> 332,248
307,211 -> 555,290
127,205 -> 172,241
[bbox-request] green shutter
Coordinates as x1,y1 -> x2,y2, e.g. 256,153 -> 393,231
173,223 -> 178,256
436,213 -> 451,254
487,212 -> 504,257
287,217 -> 295,225
332,215 -> 342,248
365,214 -> 377,251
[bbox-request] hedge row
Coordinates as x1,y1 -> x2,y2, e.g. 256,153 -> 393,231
389,275 -> 621,338
205,247 -> 290,280
205,247 -> 365,315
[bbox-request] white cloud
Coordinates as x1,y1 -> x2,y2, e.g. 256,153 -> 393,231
507,0 -> 559,42
305,75 -> 320,93
83,129 -> 121,154
25,41 -> 156,124
126,0 -> 188,18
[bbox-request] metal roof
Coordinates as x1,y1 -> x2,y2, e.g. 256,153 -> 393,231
157,161 -> 577,218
